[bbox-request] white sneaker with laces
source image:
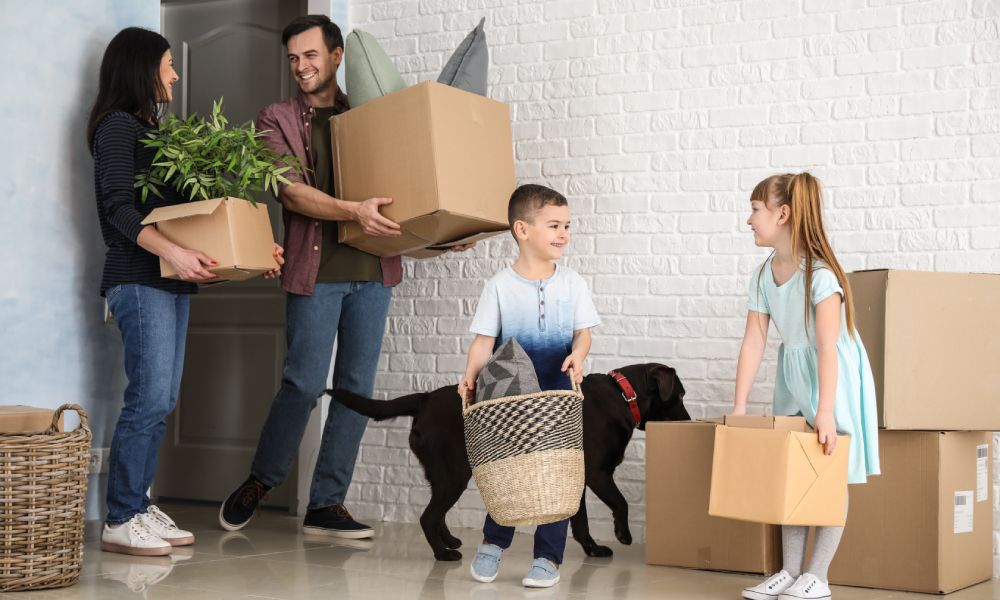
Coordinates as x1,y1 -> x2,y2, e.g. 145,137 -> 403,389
779,574 -> 832,600
743,570 -> 796,600
101,515 -> 172,556
139,505 -> 195,546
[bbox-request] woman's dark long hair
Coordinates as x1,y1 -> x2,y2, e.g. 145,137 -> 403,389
86,27 -> 170,152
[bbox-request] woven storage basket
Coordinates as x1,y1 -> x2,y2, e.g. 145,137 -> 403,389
0,404 -> 91,592
463,370 -> 584,527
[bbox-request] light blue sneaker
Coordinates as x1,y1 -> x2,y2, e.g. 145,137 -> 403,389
522,557 -> 560,588
470,543 -> 503,583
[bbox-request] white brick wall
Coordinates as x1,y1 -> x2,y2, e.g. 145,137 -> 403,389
345,0 -> 1000,574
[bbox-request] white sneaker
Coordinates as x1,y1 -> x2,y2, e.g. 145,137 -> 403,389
779,574 -> 832,600
743,570 -> 797,600
138,505 -> 195,546
101,515 -> 172,556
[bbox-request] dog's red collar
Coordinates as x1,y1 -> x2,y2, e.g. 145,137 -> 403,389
609,370 -> 641,427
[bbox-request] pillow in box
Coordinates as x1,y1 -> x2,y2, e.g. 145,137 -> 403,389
475,337 -> 541,404
345,29 -> 406,107
437,17 -> 488,97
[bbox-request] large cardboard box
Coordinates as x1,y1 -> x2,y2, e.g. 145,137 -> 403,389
141,197 -> 277,282
646,421 -> 781,574
821,430 -> 992,594
848,270 -> 1000,430
331,81 -> 514,258
0,406 -> 62,433
709,416 -> 849,526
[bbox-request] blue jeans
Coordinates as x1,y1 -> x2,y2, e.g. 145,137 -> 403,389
251,281 -> 392,510
483,515 -> 569,565
105,284 -> 190,525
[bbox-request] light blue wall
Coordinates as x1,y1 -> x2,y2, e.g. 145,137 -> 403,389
0,1 -> 160,519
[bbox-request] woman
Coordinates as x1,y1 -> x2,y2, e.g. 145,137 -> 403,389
87,27 -> 282,556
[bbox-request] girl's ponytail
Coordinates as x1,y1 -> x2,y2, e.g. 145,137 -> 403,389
786,173 -> 857,337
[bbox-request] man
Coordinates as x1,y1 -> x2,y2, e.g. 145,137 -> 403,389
219,15 -> 469,538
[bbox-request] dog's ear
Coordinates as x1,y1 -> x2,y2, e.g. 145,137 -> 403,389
650,364 -> 678,404
647,364 -> 690,424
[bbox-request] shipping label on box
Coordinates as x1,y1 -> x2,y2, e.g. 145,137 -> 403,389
824,430 -> 992,594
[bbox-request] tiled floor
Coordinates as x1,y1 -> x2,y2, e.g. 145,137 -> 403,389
3,502 -> 996,599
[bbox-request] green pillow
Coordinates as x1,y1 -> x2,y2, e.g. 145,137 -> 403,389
437,17 -> 488,96
345,29 -> 406,107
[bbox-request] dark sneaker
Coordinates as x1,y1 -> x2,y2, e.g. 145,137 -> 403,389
219,476 -> 270,531
302,504 -> 374,539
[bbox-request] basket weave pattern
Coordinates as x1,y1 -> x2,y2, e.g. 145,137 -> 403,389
0,404 -> 91,592
463,373 -> 584,527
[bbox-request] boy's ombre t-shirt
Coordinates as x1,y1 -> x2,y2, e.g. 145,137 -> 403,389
470,266 -> 601,391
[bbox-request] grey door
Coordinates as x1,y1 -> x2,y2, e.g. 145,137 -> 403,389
156,0 -> 305,509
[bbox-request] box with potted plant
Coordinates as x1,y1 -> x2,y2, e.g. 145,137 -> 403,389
136,99 -> 303,282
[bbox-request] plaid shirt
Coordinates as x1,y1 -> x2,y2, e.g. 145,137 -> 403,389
257,90 -> 403,295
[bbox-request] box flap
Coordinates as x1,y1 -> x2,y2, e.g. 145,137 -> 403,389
785,433 -> 849,526
724,415 -> 809,431
140,197 -> 226,225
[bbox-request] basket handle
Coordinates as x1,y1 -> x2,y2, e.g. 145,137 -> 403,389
50,404 -> 90,434
459,367 -> 581,410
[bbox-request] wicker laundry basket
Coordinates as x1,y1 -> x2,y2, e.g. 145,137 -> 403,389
463,370 -> 584,527
0,404 -> 91,592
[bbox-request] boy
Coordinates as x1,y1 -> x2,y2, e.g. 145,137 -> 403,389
459,184 -> 601,588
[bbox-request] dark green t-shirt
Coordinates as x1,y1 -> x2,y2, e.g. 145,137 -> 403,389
312,106 -> 382,283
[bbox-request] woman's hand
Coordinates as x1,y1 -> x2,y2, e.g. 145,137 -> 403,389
730,404 -> 747,416
561,354 -> 584,384
815,411 -> 838,455
164,246 -> 217,282
263,244 -> 285,279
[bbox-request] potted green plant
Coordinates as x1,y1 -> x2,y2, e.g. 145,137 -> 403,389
135,99 -> 305,282
135,98 -> 302,203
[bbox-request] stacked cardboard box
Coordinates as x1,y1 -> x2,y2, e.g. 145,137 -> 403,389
817,270 -> 999,594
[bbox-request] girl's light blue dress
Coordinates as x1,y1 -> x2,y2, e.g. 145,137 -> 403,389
747,257 -> 880,484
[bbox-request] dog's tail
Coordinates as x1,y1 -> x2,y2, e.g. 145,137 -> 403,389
329,389 -> 426,421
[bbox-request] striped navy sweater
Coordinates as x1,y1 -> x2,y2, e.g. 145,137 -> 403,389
92,111 -> 196,297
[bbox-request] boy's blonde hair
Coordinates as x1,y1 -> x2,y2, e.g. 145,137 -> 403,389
751,172 -> 856,337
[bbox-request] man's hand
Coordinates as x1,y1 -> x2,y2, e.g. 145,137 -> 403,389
450,242 -> 477,252
164,247 -> 217,282
263,243 -> 285,279
815,411 -> 838,455
561,354 -> 584,384
355,197 -> 402,237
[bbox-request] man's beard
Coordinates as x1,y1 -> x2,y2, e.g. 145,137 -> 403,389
300,69 -> 334,96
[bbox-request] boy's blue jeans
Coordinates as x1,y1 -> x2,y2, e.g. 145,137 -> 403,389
483,514 -> 569,565
105,284 -> 190,525
250,281 -> 392,510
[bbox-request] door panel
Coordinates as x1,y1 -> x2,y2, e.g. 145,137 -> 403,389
157,0 -> 305,508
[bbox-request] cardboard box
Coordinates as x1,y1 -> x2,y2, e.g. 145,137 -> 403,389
646,420 -> 781,574
331,81 -> 514,258
0,406 -> 62,433
709,416 -> 849,526
848,270 -> 1000,430
821,430 -> 992,594
141,197 -> 277,282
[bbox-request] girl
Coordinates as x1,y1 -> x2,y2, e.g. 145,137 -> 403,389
732,173 -> 879,600
88,27 -> 282,555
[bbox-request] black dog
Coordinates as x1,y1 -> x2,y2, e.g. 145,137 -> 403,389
329,363 -> 690,561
